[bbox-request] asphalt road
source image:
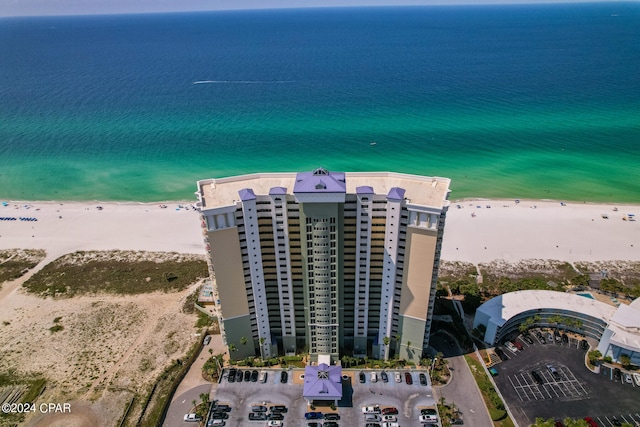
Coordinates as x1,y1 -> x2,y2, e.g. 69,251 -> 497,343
431,332 -> 493,427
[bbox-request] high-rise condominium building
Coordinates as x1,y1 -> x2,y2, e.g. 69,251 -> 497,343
196,169 -> 450,363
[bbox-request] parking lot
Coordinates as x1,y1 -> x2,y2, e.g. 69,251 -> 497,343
489,329 -> 640,427
208,367 -> 438,427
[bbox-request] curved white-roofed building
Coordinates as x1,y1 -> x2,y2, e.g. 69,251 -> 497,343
474,290 -> 640,365
473,290 -> 616,344
598,297 -> 640,365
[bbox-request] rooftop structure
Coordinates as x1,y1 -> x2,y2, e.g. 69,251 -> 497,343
302,363 -> 343,404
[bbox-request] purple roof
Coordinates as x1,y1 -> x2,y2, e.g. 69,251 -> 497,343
294,168 -> 346,194
356,186 -> 374,194
303,363 -> 343,400
269,186 -> 287,195
238,188 -> 256,201
387,187 -> 406,201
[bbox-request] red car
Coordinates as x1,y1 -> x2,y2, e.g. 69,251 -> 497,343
513,341 -> 524,351
381,407 -> 398,415
404,372 -> 413,384
584,417 -> 598,427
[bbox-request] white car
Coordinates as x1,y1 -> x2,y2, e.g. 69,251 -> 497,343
183,413 -> 202,422
420,414 -> 438,422
633,372 -> 640,387
394,372 -> 402,383
267,421 -> 282,427
382,415 -> 397,422
362,405 -> 381,414
505,341 -> 518,352
371,371 -> 378,383
382,422 -> 400,427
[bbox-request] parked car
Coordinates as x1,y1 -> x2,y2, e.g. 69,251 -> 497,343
404,372 -> 413,384
633,372 -> 640,387
304,412 -> 323,419
248,412 -> 267,421
209,412 -> 228,420
280,371 -> 288,383
235,370 -> 243,382
258,371 -> 267,383
505,342 -> 518,352
584,417 -> 598,427
204,335 -> 211,345
581,340 -> 589,350
380,371 -> 388,382
365,414 -> 382,423
522,334 -> 534,345
562,333 -> 569,344
547,333 -> 554,343
531,370 -> 543,384
267,421 -> 282,427
613,368 -> 622,381
421,408 -> 437,417
323,413 -> 340,420
362,405 -> 381,414
323,422 -> 339,427
227,368 -> 236,383
624,373 -> 632,384
252,405 -> 267,412
495,348 -> 508,361
267,413 -> 284,421
513,340 -> 523,351
243,370 -> 251,382
306,423 -> 320,427
359,371 -> 366,383
394,372 -> 402,383
420,414 -> 438,423
381,407 -> 398,415
547,365 -> 560,380
489,367 -> 499,376
184,413 -> 202,422
419,372 -> 428,386
365,424 -> 382,427
381,423 -> 400,427
250,370 -> 258,382
212,404 -> 231,412
371,371 -> 378,383
382,415 -> 397,422
271,405 -> 288,413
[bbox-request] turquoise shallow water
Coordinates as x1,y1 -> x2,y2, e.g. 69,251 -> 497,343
1,4 -> 639,202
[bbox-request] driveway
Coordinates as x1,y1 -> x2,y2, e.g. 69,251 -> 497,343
431,333 -> 493,427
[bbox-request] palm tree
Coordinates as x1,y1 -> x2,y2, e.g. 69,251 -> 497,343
228,343 -> 237,353
259,337 -> 266,359
240,336 -> 248,346
191,399 -> 197,412
394,334 -> 401,355
383,336 -> 391,361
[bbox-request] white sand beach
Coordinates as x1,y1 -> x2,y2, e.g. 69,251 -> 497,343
0,199 -> 638,264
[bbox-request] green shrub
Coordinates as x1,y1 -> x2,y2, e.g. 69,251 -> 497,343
489,408 -> 507,421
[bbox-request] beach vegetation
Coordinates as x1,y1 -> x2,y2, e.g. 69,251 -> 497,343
0,249 -> 46,284
0,370 -> 46,425
22,251 -> 207,297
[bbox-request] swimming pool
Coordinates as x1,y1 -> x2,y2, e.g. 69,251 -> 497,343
577,292 -> 595,299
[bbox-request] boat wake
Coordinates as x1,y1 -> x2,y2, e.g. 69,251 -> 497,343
193,80 -> 294,85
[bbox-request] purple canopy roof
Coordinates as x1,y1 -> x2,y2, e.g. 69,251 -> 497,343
238,188 -> 256,201
387,187 -> 406,201
356,186 -> 374,194
302,363 -> 343,400
269,186 -> 287,195
294,168 -> 346,194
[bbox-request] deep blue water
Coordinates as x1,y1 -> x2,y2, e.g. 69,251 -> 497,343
1,3 -> 639,201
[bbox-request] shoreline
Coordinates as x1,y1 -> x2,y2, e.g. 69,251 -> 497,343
1,199 -> 639,264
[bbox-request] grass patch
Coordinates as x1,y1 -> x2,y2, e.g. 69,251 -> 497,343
464,354 -> 515,427
0,249 -> 46,284
49,324 -> 64,333
23,251 -> 207,297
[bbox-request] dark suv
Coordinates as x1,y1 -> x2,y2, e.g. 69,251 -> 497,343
280,371 -> 288,383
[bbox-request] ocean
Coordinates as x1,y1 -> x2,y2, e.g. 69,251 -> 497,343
1,3 -> 639,202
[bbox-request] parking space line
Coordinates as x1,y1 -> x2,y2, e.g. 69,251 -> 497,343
508,375 -> 527,402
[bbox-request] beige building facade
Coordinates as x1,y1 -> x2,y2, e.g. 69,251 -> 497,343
196,169 -> 450,362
